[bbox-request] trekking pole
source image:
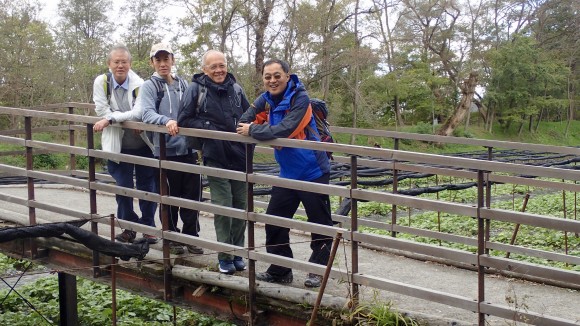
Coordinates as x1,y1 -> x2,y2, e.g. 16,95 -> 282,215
308,231 -> 343,326
506,193 -> 530,258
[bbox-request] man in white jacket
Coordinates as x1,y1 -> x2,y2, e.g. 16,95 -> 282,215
93,44 -> 158,244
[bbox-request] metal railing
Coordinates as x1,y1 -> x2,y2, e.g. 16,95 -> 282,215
0,103 -> 579,325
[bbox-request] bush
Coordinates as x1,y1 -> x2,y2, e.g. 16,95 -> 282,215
413,122 -> 433,135
33,154 -> 62,170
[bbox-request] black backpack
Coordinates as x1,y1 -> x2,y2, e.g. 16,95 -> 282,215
148,76 -> 189,113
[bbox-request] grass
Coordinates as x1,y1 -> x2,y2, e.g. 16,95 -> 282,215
332,120 -> 580,154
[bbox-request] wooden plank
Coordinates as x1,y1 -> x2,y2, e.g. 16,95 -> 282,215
354,232 -> 478,265
480,208 -> 580,233
479,303 -> 579,326
352,189 -> 478,217
352,273 -> 478,312
486,241 -> 580,266
479,255 -> 580,286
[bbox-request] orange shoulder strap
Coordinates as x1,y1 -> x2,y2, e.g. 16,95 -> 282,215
286,103 -> 312,140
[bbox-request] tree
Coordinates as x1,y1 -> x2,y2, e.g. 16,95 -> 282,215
119,0 -> 163,77
486,35 -> 569,132
532,0 -> 579,135
55,0 -> 114,102
0,1 -> 61,110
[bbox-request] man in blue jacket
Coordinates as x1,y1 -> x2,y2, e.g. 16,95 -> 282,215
237,59 -> 332,288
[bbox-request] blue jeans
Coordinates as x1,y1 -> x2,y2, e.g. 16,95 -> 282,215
107,146 -> 158,227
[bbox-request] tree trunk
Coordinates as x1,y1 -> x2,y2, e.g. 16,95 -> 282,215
253,0 -> 275,97
437,72 -> 478,136
565,73 -> 575,137
465,105 -> 471,130
535,108 -> 543,132
350,0 -> 360,145
394,95 -> 404,126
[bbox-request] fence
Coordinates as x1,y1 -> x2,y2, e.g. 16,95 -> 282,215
0,103 -> 579,325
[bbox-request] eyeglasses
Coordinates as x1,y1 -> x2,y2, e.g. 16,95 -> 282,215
207,63 -> 227,71
112,60 -> 129,66
263,74 -> 285,81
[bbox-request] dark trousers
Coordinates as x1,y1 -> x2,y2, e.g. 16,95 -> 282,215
162,154 -> 201,236
265,173 -> 333,276
107,146 -> 157,227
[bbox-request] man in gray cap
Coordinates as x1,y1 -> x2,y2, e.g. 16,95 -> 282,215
141,42 -> 203,255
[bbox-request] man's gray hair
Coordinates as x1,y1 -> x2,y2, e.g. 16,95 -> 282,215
201,50 -> 227,67
107,44 -> 132,64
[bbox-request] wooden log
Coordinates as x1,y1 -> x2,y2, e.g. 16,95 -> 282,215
171,265 -> 349,311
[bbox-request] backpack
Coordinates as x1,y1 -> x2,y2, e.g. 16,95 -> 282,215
307,98 -> 335,159
148,76 -> 189,113
194,82 -> 244,115
263,98 -> 335,159
103,72 -> 139,106
182,81 -> 245,150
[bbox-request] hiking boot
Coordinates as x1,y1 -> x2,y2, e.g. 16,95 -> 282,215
143,234 -> 159,244
256,271 -> 293,284
169,241 -> 185,255
233,256 -> 246,271
115,230 -> 136,243
186,244 -> 204,254
304,273 -> 323,288
218,260 -> 236,275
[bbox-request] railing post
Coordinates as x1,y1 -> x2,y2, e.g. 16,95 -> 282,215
350,155 -> 359,306
24,116 -> 37,258
68,106 -> 76,173
477,170 -> 486,326
391,138 -> 399,237
58,272 -> 78,326
87,124 -> 100,277
245,143 -> 257,325
485,147 -> 492,255
158,134 -> 173,301
110,214 -> 117,326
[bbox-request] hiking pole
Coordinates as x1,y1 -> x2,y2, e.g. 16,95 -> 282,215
506,193 -> 530,258
308,231 -> 343,326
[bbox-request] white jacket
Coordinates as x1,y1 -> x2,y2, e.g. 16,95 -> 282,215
92,70 -> 153,154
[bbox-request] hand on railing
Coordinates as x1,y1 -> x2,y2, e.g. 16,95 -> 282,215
93,118 -> 111,132
166,119 -> 179,136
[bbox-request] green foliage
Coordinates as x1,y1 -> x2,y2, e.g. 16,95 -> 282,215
0,276 -> 235,325
412,122 -> 433,135
33,154 -> 63,170
486,35 -> 570,128
348,299 -> 419,326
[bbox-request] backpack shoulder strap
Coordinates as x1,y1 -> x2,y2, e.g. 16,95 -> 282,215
149,78 -> 164,113
197,84 -> 207,113
103,72 -> 113,104
132,87 -> 139,101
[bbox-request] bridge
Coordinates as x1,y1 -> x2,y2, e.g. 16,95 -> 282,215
0,103 -> 579,325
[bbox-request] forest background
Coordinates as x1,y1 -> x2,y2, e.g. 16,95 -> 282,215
1,0 -> 578,140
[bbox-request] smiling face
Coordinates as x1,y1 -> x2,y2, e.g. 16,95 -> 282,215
262,63 -> 290,97
150,51 -> 174,78
202,51 -> 228,84
108,49 -> 131,84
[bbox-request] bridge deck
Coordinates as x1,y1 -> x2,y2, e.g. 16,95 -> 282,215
0,184 -> 578,325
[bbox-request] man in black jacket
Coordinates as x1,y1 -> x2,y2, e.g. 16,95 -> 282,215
178,50 -> 251,274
